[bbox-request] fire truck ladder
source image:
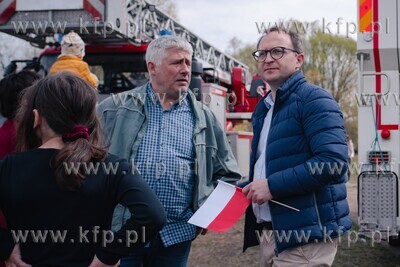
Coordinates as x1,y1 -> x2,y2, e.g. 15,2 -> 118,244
0,0 -> 249,85
125,0 -> 249,84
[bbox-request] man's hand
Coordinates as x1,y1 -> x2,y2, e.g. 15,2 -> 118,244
88,256 -> 119,267
242,179 -> 273,205
196,227 -> 208,237
5,245 -> 31,267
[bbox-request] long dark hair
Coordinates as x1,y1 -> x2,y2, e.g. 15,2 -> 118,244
16,72 -> 107,191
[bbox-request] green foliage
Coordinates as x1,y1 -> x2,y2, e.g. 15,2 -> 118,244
226,37 -> 258,76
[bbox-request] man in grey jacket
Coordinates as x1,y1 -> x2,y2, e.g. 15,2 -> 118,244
97,35 -> 241,267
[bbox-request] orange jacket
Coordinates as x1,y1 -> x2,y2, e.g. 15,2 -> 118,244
49,56 -> 98,88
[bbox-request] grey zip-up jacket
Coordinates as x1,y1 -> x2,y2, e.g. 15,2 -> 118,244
97,84 -> 242,230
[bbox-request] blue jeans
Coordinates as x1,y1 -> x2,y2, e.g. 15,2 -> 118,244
119,235 -> 192,267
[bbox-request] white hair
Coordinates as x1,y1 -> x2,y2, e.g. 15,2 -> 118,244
145,36 -> 193,65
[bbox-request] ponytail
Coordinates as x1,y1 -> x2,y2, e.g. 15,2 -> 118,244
53,122 -> 107,191
16,72 -> 107,191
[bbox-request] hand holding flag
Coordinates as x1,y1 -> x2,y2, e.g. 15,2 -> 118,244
188,180 -> 251,232
188,180 -> 299,232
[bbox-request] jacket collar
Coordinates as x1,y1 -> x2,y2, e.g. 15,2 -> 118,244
252,71 -> 305,121
127,83 -> 207,133
131,83 -> 148,100
252,90 -> 271,121
117,83 -> 148,106
275,70 -> 306,103
187,89 -> 207,133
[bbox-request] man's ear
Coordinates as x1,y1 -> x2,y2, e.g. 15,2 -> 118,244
147,62 -> 156,75
33,109 -> 41,129
296,53 -> 304,69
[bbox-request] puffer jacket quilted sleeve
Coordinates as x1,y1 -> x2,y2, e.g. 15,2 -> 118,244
267,74 -> 349,198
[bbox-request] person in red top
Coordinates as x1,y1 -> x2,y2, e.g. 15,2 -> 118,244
0,70 -> 39,267
0,70 -> 40,159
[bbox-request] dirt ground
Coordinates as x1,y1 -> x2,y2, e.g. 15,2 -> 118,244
187,172 -> 400,267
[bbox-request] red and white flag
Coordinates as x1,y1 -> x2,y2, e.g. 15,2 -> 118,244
188,180 -> 251,232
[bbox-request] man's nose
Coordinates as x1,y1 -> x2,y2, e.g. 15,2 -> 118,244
264,51 -> 275,63
181,63 -> 190,74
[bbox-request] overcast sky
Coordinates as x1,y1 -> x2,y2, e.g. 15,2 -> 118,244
173,0 -> 357,53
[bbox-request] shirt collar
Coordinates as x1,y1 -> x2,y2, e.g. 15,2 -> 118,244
263,93 -> 274,109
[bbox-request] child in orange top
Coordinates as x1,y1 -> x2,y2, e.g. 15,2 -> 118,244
49,31 -> 98,88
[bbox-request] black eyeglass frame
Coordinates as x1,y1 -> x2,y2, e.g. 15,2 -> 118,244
252,46 -> 300,62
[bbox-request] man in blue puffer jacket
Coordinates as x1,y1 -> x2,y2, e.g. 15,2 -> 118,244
242,26 -> 352,266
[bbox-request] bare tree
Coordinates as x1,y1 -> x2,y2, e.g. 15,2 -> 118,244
0,33 -> 41,77
226,38 -> 258,75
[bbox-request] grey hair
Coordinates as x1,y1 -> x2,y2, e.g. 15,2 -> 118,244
145,36 -> 193,65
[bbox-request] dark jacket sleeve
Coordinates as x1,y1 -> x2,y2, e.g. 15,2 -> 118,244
268,88 -> 348,199
95,159 -> 166,265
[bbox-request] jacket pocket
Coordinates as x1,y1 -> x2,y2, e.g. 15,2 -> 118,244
195,143 -> 216,184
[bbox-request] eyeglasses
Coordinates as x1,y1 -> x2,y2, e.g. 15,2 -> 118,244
252,46 -> 300,62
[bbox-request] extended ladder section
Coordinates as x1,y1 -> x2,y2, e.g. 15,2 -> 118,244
0,0 -> 249,84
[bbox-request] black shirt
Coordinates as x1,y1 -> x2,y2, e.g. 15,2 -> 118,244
0,148 -> 166,266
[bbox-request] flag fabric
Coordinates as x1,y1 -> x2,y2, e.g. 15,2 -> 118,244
188,180 -> 251,232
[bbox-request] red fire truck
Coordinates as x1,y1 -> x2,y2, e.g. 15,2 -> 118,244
0,0 -> 264,178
